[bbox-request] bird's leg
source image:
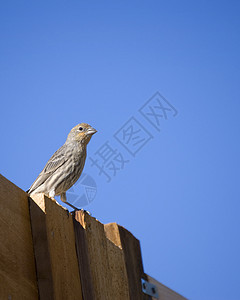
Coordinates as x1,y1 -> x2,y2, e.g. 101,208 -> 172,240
65,202 -> 80,211
60,192 -> 80,211
49,189 -> 56,200
60,192 -> 66,202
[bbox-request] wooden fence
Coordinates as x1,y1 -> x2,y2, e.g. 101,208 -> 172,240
0,174 -> 187,300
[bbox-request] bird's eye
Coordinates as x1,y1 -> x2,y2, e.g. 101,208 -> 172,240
79,127 -> 83,131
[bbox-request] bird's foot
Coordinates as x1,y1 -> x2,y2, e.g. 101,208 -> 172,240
64,203 -> 91,215
80,209 -> 92,216
64,201 -> 80,211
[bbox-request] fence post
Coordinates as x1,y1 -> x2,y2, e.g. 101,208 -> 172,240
29,194 -> 83,300
105,223 -> 149,300
0,174 -> 38,300
72,211 -> 95,300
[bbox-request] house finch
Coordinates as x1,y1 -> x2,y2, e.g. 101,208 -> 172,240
27,123 -> 97,209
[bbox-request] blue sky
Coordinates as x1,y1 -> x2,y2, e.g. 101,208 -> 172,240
1,1 -> 240,299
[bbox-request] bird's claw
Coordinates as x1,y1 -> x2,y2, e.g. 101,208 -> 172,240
80,209 -> 92,216
64,201 -> 80,211
64,202 -> 91,216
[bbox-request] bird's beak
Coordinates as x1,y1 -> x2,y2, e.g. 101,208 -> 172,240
86,126 -> 97,136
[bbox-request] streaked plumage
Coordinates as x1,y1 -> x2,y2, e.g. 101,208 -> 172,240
27,123 -> 97,206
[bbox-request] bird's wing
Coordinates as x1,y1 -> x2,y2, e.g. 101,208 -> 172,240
28,144 -> 68,193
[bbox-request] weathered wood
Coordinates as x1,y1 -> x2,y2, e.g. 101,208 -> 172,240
104,223 -> 130,300
30,194 -> 83,300
29,195 -> 54,299
105,223 -> 149,300
72,211 -> 95,300
75,210 -> 114,300
0,174 -> 38,300
0,174 -> 187,300
146,275 -> 187,300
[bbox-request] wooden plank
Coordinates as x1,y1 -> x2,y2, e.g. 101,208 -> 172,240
104,223 -> 149,300
104,223 -> 130,300
29,195 -> 54,299
30,194 -> 83,300
72,211 -> 95,300
146,275 -> 188,300
75,210 -> 114,300
0,174 -> 38,300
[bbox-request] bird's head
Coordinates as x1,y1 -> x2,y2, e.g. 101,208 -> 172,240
66,123 -> 97,145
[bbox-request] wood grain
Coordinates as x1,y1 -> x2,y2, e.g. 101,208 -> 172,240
105,223 -> 149,300
75,211 -> 114,300
30,194 -> 83,300
0,174 -> 39,300
104,223 -> 130,300
72,211 -> 95,300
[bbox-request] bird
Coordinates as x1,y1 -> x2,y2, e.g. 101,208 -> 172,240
27,123 -> 97,210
